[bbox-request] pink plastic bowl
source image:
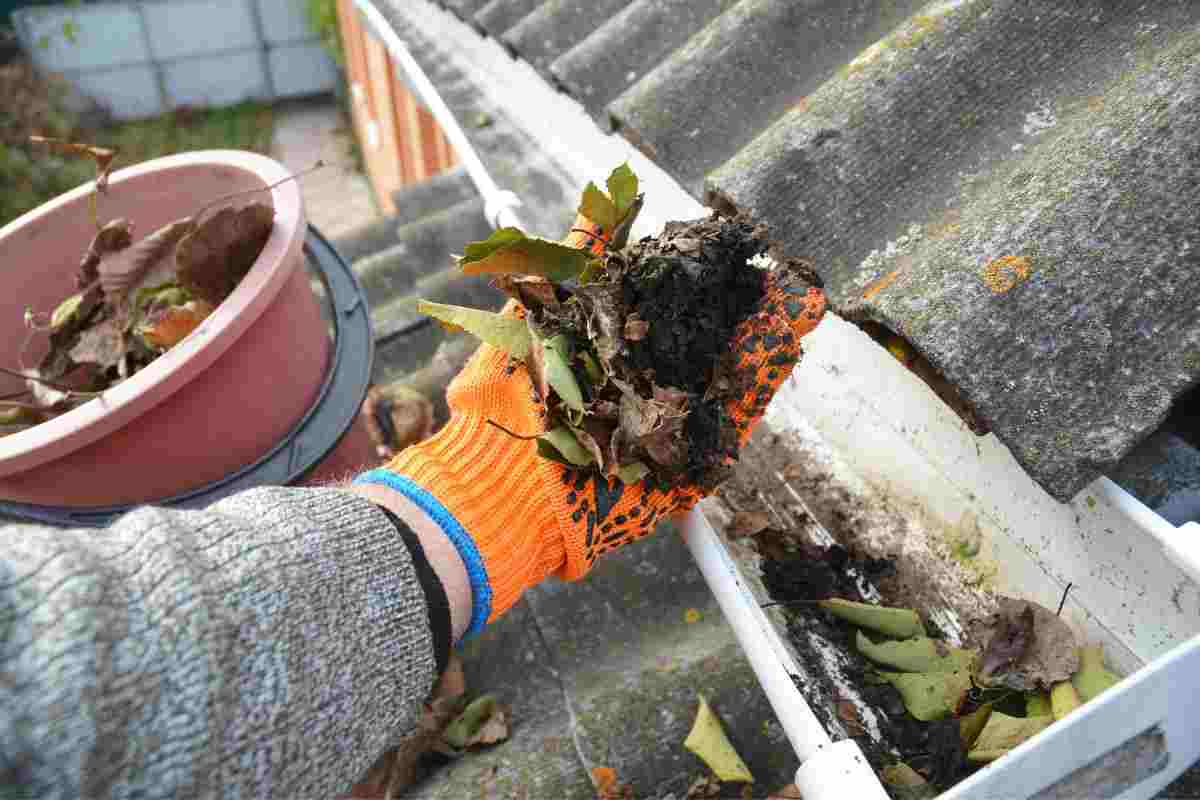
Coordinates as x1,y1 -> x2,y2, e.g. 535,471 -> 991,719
0,151 -> 333,507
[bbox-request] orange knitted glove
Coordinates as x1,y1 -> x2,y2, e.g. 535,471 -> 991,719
356,216 -> 825,636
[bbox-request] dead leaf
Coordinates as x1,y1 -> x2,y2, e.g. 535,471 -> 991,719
730,511 -> 772,538
684,695 -> 754,783
579,181 -> 619,232
686,775 -> 722,798
856,631 -> 977,674
623,315 -> 649,341
69,314 -> 124,369
175,203 -> 274,305
492,274 -> 559,309
819,598 -> 925,639
459,227 -> 590,281
592,767 -> 634,800
836,698 -> 866,737
418,300 -> 532,360
536,425 -> 596,467
967,711 -> 1052,763
766,784 -> 803,800
441,694 -> 509,749
878,667 -> 973,721
137,299 -> 214,349
574,283 -> 625,367
881,763 -> 938,800
30,136 -> 116,190
958,703 -> 992,750
1072,643 -> 1120,702
362,384 -> 434,457
99,218 -> 193,299
77,218 -> 133,288
978,597 -> 1079,691
782,463 -> 806,480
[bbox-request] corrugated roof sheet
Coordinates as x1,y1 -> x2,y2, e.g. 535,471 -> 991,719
424,0 -> 1200,502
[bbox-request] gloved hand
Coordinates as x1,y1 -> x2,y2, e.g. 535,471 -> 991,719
356,215 -> 825,637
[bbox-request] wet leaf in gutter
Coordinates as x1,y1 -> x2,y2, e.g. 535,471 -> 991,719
878,668 -> 972,721
958,704 -> 993,750
819,598 -> 925,639
881,762 -> 938,800
856,631 -> 976,674
966,712 -> 1052,763
1072,644 -> 1120,702
978,597 -> 1078,691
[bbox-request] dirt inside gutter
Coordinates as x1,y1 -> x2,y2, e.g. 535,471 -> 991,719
708,423 -> 1013,794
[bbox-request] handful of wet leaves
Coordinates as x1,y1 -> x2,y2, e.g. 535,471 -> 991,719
2,140 -> 282,438
820,595 -> 1123,796
420,165 -> 777,489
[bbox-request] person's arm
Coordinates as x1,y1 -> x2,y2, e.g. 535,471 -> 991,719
0,485 -> 456,799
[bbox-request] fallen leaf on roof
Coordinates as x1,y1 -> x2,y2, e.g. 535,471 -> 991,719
881,762 -> 938,800
966,712 -> 1052,763
685,608 -> 703,624
593,766 -> 633,800
856,631 -> 977,673
730,510 -> 772,538
819,598 -> 925,639
1072,643 -> 1121,702
978,597 -> 1078,691
684,695 -> 754,783
442,694 -> 509,749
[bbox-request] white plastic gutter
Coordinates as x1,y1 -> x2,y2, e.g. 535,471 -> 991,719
684,506 -> 892,800
349,0 -> 525,231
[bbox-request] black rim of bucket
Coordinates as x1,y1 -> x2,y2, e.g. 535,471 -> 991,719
0,225 -> 374,527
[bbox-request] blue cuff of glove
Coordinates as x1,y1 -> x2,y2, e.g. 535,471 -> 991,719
354,468 -> 492,639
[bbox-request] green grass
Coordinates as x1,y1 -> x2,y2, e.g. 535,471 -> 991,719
2,100 -> 275,228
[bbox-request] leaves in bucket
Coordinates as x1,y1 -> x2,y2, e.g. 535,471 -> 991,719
7,153 -> 311,432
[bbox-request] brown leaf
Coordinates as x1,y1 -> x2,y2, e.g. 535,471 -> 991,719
977,597 -> 1079,691
593,767 -> 634,800
362,384 -> 434,458
574,283 -> 625,367
730,511 -> 772,538
30,136 -> 116,191
623,315 -> 649,341
767,784 -> 803,800
783,463 -> 806,480
614,380 -> 690,468
77,218 -> 133,288
99,218 -> 193,299
69,314 -> 125,369
492,274 -> 559,309
176,203 -> 274,305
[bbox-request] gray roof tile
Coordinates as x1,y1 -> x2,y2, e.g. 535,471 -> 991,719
474,0 -> 543,38
547,0 -> 737,124
501,0 -> 638,77
610,0 -> 923,194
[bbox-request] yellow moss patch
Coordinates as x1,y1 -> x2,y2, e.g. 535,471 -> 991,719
981,255 -> 1033,294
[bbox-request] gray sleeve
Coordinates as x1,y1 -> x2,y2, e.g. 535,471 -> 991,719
0,486 -> 438,799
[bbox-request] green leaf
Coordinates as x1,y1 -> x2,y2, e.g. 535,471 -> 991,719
1071,644 -> 1120,702
442,694 -> 506,749
617,461 -> 650,484
1025,692 -> 1051,717
820,598 -> 925,639
579,350 -> 604,385
50,292 -> 85,329
536,426 -> 595,467
417,300 -> 532,360
878,668 -> 973,721
578,181 -> 619,232
606,163 -> 639,221
855,632 -> 976,673
967,712 -> 1052,763
880,763 -> 938,800
459,227 -> 528,264
959,704 -> 993,749
543,335 -> 584,413
458,229 -> 589,282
